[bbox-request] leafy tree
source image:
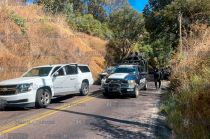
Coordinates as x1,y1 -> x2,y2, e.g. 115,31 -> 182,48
105,40 -> 127,65
106,6 -> 145,65
71,0 -> 86,14
74,14 -> 113,39
143,0 -> 210,67
147,0 -> 173,11
36,0 -> 67,13
36,0 -> 113,39
36,0 -> 85,14
109,7 -> 144,42
134,32 -> 152,60
144,0 -> 210,46
86,0 -> 107,22
64,3 -> 113,39
104,0 -> 129,14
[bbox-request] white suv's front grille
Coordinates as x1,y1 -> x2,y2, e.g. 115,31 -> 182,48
0,85 -> 17,96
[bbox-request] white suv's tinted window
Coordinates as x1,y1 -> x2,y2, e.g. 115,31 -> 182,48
79,66 -> 90,73
65,65 -> 78,75
52,66 -> 65,76
57,68 -> 65,76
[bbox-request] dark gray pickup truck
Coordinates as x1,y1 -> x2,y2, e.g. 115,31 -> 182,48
102,64 -> 147,98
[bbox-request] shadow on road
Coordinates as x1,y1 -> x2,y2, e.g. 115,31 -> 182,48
51,94 -> 77,104
45,105 -> 171,139
45,107 -> 156,139
93,94 -> 135,100
0,107 -> 30,112
0,94 -> 78,112
93,89 -> 160,100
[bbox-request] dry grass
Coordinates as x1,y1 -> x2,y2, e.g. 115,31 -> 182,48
171,24 -> 210,89
0,5 -> 107,80
165,24 -> 210,139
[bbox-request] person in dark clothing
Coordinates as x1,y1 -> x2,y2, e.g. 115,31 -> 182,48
154,67 -> 162,89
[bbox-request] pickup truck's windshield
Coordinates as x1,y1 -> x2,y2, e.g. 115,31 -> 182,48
114,67 -> 136,74
23,67 -> 53,77
105,67 -> 116,74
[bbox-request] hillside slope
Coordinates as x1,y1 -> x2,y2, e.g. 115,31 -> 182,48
164,25 -> 210,138
0,5 -> 107,80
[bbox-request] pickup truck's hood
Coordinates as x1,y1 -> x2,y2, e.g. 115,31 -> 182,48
0,77 -> 47,85
100,72 -> 108,76
108,73 -> 129,79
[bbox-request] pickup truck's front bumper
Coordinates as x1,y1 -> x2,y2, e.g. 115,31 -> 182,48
103,83 -> 135,95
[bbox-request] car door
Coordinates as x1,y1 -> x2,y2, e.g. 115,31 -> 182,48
52,66 -> 68,94
64,65 -> 79,93
138,66 -> 146,88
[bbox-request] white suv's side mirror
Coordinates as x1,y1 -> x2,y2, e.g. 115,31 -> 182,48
53,71 -> 59,77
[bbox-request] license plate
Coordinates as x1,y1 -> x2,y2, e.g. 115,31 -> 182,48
111,88 -> 120,92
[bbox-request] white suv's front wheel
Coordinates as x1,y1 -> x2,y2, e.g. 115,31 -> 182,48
35,88 -> 51,108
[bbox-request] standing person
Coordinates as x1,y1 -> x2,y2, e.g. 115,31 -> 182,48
153,67 -> 161,89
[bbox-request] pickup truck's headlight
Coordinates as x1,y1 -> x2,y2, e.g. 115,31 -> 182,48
16,83 -> 33,93
128,80 -> 136,85
101,78 -> 106,85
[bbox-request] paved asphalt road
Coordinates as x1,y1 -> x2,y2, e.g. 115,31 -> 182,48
0,82 -> 171,139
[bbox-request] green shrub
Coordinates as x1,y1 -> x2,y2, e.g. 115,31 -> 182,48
67,14 -> 112,39
64,3 -> 113,39
162,66 -> 210,139
9,12 -> 27,34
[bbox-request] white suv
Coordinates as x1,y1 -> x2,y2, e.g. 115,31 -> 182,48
0,64 -> 94,108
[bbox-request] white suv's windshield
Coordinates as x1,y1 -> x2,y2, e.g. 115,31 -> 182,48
23,67 -> 53,77
114,67 -> 136,74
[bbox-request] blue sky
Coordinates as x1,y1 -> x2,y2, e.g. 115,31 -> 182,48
26,0 -> 33,4
128,0 -> 148,12
27,0 -> 148,12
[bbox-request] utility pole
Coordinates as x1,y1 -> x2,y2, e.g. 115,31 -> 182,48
179,11 -> 183,54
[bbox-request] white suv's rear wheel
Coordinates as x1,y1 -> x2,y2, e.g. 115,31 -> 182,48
35,88 -> 51,108
80,82 -> 89,96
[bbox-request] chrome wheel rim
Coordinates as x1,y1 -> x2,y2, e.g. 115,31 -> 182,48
83,84 -> 89,94
40,91 -> 50,105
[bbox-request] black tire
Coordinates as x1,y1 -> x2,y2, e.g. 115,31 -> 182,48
103,89 -> 110,98
35,88 -> 51,108
131,86 -> 139,98
80,81 -> 89,96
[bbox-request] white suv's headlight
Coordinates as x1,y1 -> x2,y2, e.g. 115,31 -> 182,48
16,83 -> 33,93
